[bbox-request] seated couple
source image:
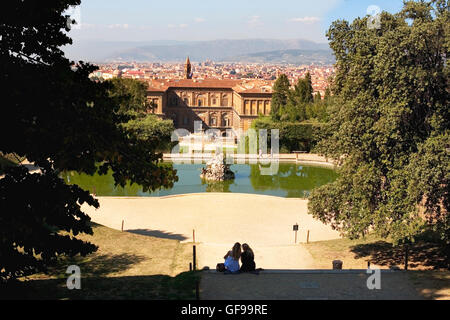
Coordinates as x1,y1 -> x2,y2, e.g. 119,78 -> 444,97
218,242 -> 257,274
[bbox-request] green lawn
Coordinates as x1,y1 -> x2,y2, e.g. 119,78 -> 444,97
2,223 -> 200,300
305,234 -> 449,271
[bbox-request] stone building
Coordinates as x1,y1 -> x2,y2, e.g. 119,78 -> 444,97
146,58 -> 273,134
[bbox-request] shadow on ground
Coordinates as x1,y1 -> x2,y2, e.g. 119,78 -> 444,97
350,241 -> 449,270
47,252 -> 147,278
126,229 -> 188,241
0,272 -> 200,300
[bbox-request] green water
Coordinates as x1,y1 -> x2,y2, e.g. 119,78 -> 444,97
63,162 -> 338,198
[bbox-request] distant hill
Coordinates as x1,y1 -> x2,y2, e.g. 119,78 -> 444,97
63,39 -> 333,64
223,49 -> 335,65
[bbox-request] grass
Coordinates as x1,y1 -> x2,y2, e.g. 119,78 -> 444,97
305,234 -> 449,270
2,223 -> 200,300
305,234 -> 383,270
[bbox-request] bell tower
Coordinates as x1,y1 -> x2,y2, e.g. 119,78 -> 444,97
185,56 -> 192,79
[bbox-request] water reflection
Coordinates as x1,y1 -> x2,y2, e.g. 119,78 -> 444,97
63,162 -> 338,198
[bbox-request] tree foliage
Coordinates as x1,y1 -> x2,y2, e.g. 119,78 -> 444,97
309,0 -> 449,248
107,78 -> 152,114
0,0 -> 177,282
122,113 -> 175,152
270,74 -> 290,120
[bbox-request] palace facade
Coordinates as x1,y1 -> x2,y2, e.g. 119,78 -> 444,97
147,57 -> 273,134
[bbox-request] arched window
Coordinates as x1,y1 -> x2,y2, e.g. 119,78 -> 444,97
183,98 -> 189,105
210,113 -> 218,126
198,100 -> 202,107
222,114 -> 230,127
221,94 -> 229,106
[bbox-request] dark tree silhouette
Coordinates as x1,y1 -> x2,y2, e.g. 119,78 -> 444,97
0,0 -> 177,282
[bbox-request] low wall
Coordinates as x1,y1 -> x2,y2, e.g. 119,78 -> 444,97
162,153 -> 337,167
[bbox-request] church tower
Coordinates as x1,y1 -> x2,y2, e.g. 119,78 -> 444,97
185,56 -> 192,79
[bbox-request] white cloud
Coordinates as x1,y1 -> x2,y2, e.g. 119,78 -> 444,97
194,18 -> 205,23
248,15 -> 263,27
289,16 -> 320,24
108,24 -> 129,29
179,24 -> 188,28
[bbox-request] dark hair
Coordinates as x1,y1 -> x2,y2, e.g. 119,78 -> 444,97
242,243 -> 254,258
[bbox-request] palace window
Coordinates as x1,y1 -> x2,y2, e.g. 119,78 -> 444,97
198,100 -> 202,107
222,114 -> 230,127
221,94 -> 229,106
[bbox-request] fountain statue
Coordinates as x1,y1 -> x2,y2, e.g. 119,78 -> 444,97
200,153 -> 235,182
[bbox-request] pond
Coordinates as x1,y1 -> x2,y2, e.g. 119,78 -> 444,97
63,162 -> 338,198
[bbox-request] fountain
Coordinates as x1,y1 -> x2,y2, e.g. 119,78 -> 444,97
200,153 -> 235,182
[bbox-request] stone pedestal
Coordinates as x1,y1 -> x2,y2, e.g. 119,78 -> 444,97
200,154 -> 235,182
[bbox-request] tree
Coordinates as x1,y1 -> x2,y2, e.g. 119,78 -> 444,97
106,78 -> 175,152
122,113 -> 175,152
323,87 -> 331,102
107,78 -> 151,114
303,72 -> 314,103
0,0 -> 177,282
314,92 -> 322,103
270,74 -> 290,120
309,1 -> 449,249
292,73 -> 314,104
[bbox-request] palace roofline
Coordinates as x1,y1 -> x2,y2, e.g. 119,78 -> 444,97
146,78 -> 274,94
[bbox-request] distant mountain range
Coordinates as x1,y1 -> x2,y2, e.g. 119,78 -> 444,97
63,39 -> 334,65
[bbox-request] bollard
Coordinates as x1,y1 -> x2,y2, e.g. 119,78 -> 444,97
121,220 -> 124,232
189,263 -> 192,271
306,230 -> 310,244
193,245 -> 197,271
404,245 -> 409,270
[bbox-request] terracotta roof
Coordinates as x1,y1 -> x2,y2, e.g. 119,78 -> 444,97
232,80 -> 274,94
146,79 -> 274,93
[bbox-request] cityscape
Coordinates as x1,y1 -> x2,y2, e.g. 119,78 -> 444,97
1,0 -> 448,311
91,61 -> 335,97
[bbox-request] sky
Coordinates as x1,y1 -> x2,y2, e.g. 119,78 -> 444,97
67,0 -> 405,43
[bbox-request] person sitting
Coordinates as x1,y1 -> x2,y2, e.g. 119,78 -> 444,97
223,242 -> 241,274
240,243 -> 256,272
